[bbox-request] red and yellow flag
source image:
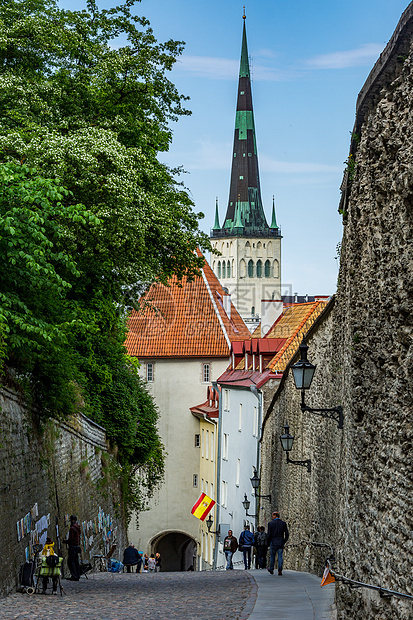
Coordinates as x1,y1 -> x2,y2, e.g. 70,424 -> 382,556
191,493 -> 215,521
321,566 -> 336,587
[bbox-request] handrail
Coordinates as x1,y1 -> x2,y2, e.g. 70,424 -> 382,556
327,559 -> 413,601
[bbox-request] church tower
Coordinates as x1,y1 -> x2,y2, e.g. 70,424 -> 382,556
210,12 -> 282,329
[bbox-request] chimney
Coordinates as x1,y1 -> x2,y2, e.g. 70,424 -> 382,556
260,299 -> 283,337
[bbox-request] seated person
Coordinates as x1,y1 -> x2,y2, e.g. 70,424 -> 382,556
40,537 -> 61,594
122,543 -> 142,573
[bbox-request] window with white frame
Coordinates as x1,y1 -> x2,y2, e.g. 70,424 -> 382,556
201,429 -> 205,458
206,430 -> 209,460
210,482 -> 214,499
146,362 -> 154,382
193,474 -> 198,487
211,432 -> 215,461
224,389 -> 230,411
202,363 -> 210,383
236,458 -> 240,487
221,480 -> 228,508
201,478 -> 204,494
223,433 -> 229,460
238,403 -> 242,431
195,434 -> 200,448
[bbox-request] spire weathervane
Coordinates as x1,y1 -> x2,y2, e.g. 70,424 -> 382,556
243,6 -> 246,19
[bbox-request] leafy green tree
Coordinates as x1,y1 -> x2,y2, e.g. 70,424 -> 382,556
0,0 -> 209,514
0,0 -> 210,299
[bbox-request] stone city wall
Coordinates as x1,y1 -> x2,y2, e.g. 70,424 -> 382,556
0,385 -> 127,597
261,4 -> 413,619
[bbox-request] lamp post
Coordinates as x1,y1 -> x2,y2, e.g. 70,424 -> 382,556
291,336 -> 344,429
250,468 -> 271,502
279,422 -> 311,473
242,493 -> 257,518
205,515 -> 220,535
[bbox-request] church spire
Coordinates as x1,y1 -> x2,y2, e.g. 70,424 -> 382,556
220,13 -> 269,235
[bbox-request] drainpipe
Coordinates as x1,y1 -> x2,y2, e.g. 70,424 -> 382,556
211,382 -> 222,570
249,385 -> 263,525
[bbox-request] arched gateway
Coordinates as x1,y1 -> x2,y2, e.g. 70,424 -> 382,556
151,531 -> 197,572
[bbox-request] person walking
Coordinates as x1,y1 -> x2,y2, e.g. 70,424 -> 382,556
267,511 -> 289,575
239,525 -> 254,570
63,515 -> 81,581
223,530 -> 238,570
254,526 -> 268,569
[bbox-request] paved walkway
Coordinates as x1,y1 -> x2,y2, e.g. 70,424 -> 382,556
246,568 -> 336,620
0,568 -> 336,619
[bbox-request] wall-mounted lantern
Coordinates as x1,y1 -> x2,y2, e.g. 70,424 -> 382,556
250,468 -> 271,502
242,493 -> 257,518
279,422 -> 311,473
291,336 -> 344,429
205,515 -> 220,534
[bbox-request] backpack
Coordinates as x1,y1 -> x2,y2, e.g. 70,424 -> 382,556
256,532 -> 267,547
46,555 -> 59,568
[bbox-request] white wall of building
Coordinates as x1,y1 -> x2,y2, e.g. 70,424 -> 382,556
128,357 -> 230,555
214,385 -> 262,568
211,236 -> 281,320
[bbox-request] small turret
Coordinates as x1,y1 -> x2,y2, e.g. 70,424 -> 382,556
212,197 -> 221,230
270,196 -> 279,230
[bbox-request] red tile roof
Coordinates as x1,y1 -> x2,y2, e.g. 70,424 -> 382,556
228,301 -> 329,375
218,368 -> 281,390
190,386 -> 220,419
125,254 -> 251,359
266,301 -> 329,372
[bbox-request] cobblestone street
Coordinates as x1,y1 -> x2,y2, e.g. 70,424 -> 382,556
0,571 -> 256,620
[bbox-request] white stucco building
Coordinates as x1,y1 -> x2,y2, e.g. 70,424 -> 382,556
125,254 -> 250,571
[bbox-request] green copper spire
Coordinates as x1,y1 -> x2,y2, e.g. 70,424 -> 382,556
239,12 -> 250,79
270,196 -> 279,229
212,197 -> 221,230
218,13 -> 269,235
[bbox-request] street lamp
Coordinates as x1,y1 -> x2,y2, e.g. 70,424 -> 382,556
250,468 -> 271,502
279,422 -> 311,473
242,493 -> 257,518
291,336 -> 344,429
205,515 -> 220,535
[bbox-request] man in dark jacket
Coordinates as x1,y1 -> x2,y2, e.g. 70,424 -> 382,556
123,544 -> 143,573
267,511 -> 289,575
223,530 -> 238,570
63,515 -> 81,581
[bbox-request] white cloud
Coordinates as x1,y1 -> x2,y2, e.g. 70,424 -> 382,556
305,43 -> 384,69
260,154 -> 342,174
162,141 -> 342,175
174,54 -> 291,81
175,55 -> 238,79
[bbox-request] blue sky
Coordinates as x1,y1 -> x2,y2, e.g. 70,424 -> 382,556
61,0 -> 409,296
